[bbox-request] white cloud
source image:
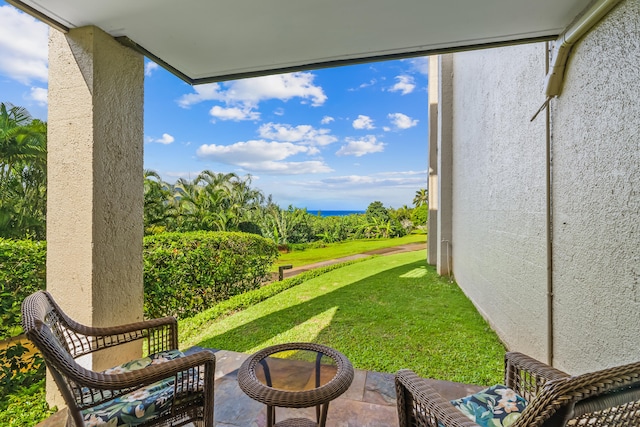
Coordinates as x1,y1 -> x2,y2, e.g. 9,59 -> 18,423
197,140 -> 311,163
321,170 -> 428,187
145,62 -> 159,76
258,123 -> 337,146
349,79 -> 377,91
196,139 -> 331,174
177,83 -> 222,107
408,57 -> 430,76
29,87 -> 47,105
321,116 -> 334,124
0,5 -> 48,84
178,72 -> 326,108
389,75 -> 415,95
147,133 -> 175,144
239,160 -> 332,174
336,135 -> 385,157
352,115 -> 375,130
388,112 -> 418,129
210,105 -> 260,121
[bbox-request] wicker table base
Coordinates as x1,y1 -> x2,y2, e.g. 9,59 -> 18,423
238,342 -> 354,427
274,417 -> 319,427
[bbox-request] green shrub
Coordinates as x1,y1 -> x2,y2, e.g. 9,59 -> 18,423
0,341 -> 53,426
144,231 -> 279,319
0,239 -> 46,340
0,377 -> 54,427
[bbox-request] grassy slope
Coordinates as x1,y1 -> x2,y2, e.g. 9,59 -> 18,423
182,250 -> 505,385
274,233 -> 426,269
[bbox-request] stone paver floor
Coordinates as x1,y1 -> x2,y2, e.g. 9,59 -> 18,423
38,346 -> 482,427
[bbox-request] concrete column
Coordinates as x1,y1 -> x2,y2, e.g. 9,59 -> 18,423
47,26 -> 144,406
427,56 -> 439,266
436,55 -> 453,276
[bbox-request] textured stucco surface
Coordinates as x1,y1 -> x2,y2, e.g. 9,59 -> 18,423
47,26 -> 144,404
448,44 -> 549,361
551,0 -> 640,374
442,0 -> 640,373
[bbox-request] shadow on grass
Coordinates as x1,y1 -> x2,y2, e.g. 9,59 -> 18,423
196,256 -> 505,385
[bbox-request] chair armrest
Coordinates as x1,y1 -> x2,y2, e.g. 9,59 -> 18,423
396,369 -> 479,427
504,352 -> 569,401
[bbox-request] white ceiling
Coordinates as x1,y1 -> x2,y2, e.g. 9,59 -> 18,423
10,0 -> 594,84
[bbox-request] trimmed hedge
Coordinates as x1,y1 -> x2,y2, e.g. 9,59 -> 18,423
144,231 -> 279,319
0,238 -> 46,340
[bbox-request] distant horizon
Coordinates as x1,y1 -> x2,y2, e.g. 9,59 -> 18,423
306,209 -> 366,216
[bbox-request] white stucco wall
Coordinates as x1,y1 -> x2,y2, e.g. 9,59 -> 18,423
448,43 -> 550,361
550,0 -> 640,374
442,0 -> 640,373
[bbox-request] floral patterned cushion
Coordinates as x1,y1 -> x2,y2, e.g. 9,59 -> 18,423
81,349 -> 184,426
449,384 -> 528,427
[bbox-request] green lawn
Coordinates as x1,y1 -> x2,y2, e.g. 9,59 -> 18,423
274,233 -> 426,270
181,250 -> 505,385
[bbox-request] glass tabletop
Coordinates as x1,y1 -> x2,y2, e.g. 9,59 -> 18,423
255,349 -> 338,392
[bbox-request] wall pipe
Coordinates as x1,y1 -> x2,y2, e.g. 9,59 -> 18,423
544,0 -> 623,97
542,0 -> 622,365
544,42 -> 554,366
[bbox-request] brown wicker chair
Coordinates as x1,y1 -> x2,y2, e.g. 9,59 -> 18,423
22,290 -> 216,427
396,351 -> 640,427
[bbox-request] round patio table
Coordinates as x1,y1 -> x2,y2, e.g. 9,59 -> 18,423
238,342 -> 354,427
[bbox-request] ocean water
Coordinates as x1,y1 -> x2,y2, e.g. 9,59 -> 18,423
309,210 -> 366,217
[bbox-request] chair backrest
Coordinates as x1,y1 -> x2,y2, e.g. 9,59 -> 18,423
21,291 -> 97,414
515,360 -> 640,427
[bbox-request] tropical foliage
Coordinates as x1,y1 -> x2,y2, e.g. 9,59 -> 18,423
0,103 -> 47,240
143,171 -> 427,244
413,188 -> 428,207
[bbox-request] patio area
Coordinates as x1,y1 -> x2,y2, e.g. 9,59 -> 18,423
37,347 -> 483,427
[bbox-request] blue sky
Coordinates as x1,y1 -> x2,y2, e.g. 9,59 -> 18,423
0,2 -> 429,211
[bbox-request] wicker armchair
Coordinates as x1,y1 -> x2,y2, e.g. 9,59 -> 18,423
22,290 -> 216,427
396,351 -> 640,427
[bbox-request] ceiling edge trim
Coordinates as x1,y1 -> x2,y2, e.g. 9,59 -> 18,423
138,34 -> 557,85
115,37 -> 194,84
6,0 -> 69,33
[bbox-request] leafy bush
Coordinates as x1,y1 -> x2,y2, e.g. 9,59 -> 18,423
0,238 -> 46,340
411,204 -> 428,226
144,231 -> 279,319
0,340 -> 53,426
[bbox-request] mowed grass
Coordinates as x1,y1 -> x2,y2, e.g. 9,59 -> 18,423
181,250 -> 505,385
274,233 -> 426,270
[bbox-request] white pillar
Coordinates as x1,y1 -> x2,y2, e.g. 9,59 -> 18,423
47,26 -> 144,406
437,55 -> 453,276
427,56 -> 439,266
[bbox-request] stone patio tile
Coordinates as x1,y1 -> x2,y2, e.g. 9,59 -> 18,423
214,374 -> 264,426
325,397 -> 399,427
363,371 -> 397,406
342,368 -> 367,401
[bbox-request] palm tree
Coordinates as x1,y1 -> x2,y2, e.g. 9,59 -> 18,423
413,188 -> 428,208
0,103 -> 47,239
143,169 -> 174,233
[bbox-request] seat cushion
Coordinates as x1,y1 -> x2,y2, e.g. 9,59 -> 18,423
449,384 -> 528,427
81,349 -> 184,426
